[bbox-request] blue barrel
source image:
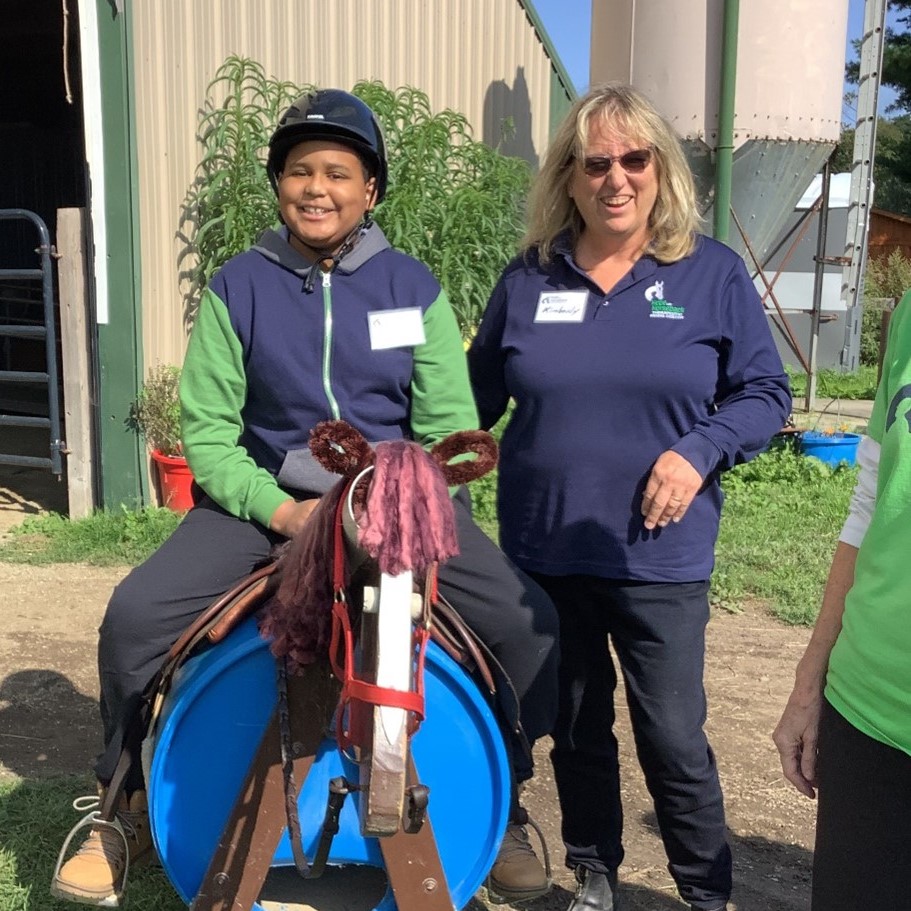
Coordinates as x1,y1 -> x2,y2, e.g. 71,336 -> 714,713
147,617 -> 510,911
799,430 -> 861,466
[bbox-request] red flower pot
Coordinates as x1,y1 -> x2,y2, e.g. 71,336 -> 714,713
150,450 -> 194,512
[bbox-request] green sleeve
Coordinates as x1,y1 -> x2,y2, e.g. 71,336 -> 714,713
410,290 -> 479,445
180,289 -> 290,527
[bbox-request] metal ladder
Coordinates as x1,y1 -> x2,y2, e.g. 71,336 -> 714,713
0,209 -> 64,476
839,0 -> 887,370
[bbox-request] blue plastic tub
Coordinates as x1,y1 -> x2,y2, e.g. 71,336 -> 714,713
799,431 -> 861,467
147,617 -> 510,911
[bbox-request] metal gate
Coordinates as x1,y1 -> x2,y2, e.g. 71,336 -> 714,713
0,209 -> 64,476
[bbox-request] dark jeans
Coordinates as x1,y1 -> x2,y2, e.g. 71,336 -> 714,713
813,697 -> 911,910
531,574 -> 732,910
96,491 -> 559,791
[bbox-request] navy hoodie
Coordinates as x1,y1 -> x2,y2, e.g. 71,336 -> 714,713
180,224 -> 478,527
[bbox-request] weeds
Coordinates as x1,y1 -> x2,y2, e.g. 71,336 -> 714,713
0,508 -> 181,566
179,56 -> 530,335
712,446 -> 856,625
785,364 -> 878,400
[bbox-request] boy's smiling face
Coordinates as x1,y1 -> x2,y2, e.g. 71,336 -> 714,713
278,140 -> 376,256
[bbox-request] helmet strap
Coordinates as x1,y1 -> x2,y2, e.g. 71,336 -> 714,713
300,216 -> 373,292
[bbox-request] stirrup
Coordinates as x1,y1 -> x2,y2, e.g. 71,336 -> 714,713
50,796 -> 132,908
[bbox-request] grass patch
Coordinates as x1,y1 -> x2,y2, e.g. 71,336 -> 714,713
473,415 -> 853,627
0,508 -> 182,566
712,444 -> 856,625
786,364 -> 878,400
0,776 -> 183,911
0,434 -> 851,627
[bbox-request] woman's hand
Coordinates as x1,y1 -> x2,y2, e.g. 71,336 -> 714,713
772,685 -> 824,799
269,498 -> 320,538
641,450 -> 702,529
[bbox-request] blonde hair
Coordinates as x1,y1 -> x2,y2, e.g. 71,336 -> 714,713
523,82 -> 700,264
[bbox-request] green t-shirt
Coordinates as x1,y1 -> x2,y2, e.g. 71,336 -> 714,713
826,292 -> 911,755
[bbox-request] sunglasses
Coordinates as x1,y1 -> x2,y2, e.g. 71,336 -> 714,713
580,148 -> 653,177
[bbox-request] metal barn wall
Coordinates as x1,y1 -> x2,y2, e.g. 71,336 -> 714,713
131,0 -> 556,370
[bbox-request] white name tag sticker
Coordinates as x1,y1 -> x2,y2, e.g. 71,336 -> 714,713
534,291 -> 588,323
367,307 -> 426,350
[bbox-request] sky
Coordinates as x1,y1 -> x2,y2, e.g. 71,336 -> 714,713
531,0 -> 902,125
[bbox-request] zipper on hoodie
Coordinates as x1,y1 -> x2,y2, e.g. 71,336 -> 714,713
322,271 -> 341,419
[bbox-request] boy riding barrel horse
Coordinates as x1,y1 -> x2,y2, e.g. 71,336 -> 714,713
51,89 -> 559,907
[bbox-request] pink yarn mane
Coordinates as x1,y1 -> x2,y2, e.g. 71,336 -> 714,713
358,440 -> 459,576
259,438 -> 460,672
258,481 -> 347,671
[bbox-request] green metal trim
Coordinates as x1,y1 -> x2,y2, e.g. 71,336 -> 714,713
95,0 -> 147,508
517,0 -> 578,135
713,0 -> 739,244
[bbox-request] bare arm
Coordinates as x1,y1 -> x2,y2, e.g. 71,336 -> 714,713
772,541 -> 857,798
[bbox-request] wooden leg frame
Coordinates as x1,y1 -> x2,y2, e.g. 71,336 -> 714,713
190,662 -> 454,911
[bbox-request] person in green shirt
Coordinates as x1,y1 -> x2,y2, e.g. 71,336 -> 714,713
774,292 -> 911,909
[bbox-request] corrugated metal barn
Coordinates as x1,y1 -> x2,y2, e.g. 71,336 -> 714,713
0,0 -> 574,510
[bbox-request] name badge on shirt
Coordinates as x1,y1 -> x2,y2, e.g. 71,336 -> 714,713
367,307 -> 426,350
534,291 -> 587,323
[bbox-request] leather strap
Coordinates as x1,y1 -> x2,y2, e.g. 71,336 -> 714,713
190,665 -> 338,911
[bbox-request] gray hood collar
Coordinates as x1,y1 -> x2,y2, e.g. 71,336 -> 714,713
252,221 -> 391,279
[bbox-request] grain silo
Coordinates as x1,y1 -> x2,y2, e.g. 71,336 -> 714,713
590,0 -> 850,266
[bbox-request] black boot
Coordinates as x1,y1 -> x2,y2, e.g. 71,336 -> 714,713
567,866 -> 619,911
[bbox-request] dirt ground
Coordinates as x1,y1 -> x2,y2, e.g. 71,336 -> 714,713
0,465 -> 817,911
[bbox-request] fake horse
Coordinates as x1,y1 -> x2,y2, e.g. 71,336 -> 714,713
141,420 -> 515,911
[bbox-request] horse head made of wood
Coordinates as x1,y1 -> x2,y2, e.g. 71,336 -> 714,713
260,420 -> 497,670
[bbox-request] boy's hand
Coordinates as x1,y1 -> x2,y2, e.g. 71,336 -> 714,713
269,498 -> 320,538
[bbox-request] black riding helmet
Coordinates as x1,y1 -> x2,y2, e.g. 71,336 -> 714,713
267,89 -> 388,203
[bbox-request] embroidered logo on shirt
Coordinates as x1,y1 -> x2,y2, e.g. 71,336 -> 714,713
885,383 -> 911,432
645,280 -> 685,320
645,280 -> 664,302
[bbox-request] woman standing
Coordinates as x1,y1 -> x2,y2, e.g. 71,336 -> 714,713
469,83 -> 791,911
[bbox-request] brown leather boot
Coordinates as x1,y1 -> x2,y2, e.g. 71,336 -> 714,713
51,789 -> 154,906
486,818 -> 551,904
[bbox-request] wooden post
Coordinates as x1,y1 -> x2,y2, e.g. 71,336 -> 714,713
876,296 -> 897,387
57,208 -> 95,518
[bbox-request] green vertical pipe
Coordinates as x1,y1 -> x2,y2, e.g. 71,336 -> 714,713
713,0 -> 739,243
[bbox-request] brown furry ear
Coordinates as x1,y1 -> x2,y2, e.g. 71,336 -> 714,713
430,430 -> 498,485
309,420 -> 374,477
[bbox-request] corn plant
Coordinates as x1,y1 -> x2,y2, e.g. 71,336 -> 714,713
355,81 -> 531,333
180,57 -> 531,335
179,56 -> 302,326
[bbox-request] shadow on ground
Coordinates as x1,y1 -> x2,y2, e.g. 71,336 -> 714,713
0,669 -> 99,780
